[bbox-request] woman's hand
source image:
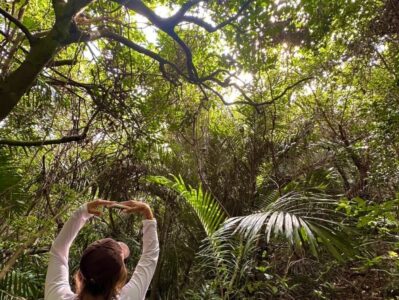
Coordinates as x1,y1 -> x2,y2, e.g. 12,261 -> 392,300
120,200 -> 154,220
87,199 -> 115,216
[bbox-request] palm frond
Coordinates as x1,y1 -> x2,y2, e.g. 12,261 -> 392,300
189,220 -> 262,299
225,192 -> 356,261
147,175 -> 227,236
0,152 -> 28,216
0,289 -> 26,300
0,269 -> 41,300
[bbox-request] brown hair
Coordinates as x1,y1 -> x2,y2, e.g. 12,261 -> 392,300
74,266 -> 127,300
74,238 -> 128,299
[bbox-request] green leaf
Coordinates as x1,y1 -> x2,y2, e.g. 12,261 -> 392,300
147,174 -> 227,236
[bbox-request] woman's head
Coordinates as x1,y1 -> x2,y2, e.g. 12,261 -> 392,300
75,238 -> 129,299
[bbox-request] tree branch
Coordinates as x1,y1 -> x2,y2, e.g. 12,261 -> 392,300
51,0 -> 66,19
0,7 -> 35,45
114,0 -> 201,81
181,0 -> 253,32
207,76 -> 254,103
0,135 -> 86,147
47,59 -> 77,67
98,28 -> 188,80
115,0 -> 253,82
167,31 -> 198,81
169,0 -> 203,23
113,0 -> 162,25
253,76 -> 313,107
202,76 -> 313,108
0,0 -> 255,120
43,76 -> 98,89
0,110 -> 99,147
64,0 -> 95,20
0,246 -> 50,258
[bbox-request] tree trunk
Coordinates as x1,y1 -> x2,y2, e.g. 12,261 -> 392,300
0,31 -> 61,120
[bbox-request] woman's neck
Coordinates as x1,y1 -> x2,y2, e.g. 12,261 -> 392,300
81,295 -> 106,300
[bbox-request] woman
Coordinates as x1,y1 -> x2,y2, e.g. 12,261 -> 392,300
45,199 -> 159,300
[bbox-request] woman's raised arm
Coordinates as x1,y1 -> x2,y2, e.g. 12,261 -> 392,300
119,201 -> 160,300
44,200 -> 114,300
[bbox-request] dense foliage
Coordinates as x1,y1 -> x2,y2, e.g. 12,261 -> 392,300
1,0 -> 399,298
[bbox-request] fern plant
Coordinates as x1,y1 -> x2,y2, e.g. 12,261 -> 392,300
148,175 -> 356,260
149,174 -> 357,298
187,224 -> 259,299
0,152 -> 28,217
147,175 -> 227,236
226,191 -> 356,261
0,269 -> 42,300
0,290 -> 25,300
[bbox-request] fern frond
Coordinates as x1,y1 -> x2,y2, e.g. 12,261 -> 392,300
225,192 -> 356,261
0,269 -> 41,300
0,152 -> 28,216
147,175 -> 227,236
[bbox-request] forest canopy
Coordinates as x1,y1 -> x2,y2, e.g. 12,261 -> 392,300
0,0 -> 399,298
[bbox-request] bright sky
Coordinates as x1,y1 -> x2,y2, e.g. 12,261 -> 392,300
133,13 -> 158,44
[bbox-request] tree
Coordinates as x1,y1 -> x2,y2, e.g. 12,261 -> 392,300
0,0 -> 255,120
1,0 -> 399,298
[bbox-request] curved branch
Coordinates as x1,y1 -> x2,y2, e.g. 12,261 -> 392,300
0,111 -> 99,147
0,136 -> 86,147
0,7 -> 35,45
114,0 -> 161,25
254,76 -> 313,106
99,29 -> 188,81
114,0 -> 201,81
100,29 -> 166,62
202,76 -> 313,108
169,0 -> 204,24
207,76 -> 254,103
47,59 -> 77,67
181,0 -> 253,32
114,0 -> 253,84
199,69 -> 230,82
167,31 -> 198,81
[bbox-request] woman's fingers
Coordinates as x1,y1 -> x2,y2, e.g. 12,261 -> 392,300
87,199 -> 115,215
87,199 -> 153,219
96,199 -> 115,207
91,210 -> 102,216
120,200 -> 138,207
89,199 -> 151,217
122,206 -> 141,214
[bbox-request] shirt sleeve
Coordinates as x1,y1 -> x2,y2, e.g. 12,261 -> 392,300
120,219 -> 160,300
45,204 -> 93,300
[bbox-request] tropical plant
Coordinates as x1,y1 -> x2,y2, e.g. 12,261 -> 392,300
0,152 -> 28,217
227,192 -> 357,261
0,269 -> 42,300
191,226 -> 260,299
1,0 -> 398,298
150,174 -> 359,297
147,174 -> 227,236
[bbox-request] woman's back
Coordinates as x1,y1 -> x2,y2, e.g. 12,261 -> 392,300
45,200 -> 159,300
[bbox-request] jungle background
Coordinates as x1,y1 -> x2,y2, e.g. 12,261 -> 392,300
0,0 -> 399,299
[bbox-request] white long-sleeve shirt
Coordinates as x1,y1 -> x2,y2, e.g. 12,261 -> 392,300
45,204 -> 159,300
